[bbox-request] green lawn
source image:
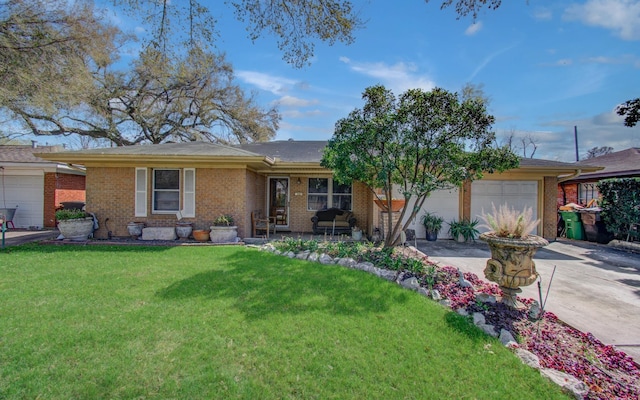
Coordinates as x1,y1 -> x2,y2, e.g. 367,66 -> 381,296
0,244 -> 567,399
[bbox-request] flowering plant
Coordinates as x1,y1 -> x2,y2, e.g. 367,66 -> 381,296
479,203 -> 539,239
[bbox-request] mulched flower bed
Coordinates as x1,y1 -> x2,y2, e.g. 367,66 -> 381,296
272,240 -> 640,400
411,260 -> 640,399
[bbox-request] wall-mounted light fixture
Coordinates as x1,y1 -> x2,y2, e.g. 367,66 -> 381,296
296,177 -> 301,185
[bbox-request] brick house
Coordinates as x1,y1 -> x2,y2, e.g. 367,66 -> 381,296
0,143 -> 86,228
558,148 -> 639,208
38,140 -> 597,241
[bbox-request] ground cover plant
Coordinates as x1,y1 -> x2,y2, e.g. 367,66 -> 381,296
0,244 -> 566,399
271,238 -> 640,399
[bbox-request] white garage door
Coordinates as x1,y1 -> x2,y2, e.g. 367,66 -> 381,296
471,180 -> 538,235
0,175 -> 44,228
401,188 -> 460,239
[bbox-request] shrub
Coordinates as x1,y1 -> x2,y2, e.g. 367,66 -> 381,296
447,218 -> 480,242
55,209 -> 88,221
597,178 -> 640,238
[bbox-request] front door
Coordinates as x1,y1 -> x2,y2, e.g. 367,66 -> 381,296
269,177 -> 289,228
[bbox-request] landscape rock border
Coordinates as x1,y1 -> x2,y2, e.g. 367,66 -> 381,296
256,242 -> 595,400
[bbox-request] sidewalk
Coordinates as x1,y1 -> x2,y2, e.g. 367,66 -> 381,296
416,238 -> 640,363
1,229 -> 60,247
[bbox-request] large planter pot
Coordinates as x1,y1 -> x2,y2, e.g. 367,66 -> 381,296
175,222 -> 193,240
352,230 -> 363,241
58,217 -> 94,241
209,226 -> 238,243
127,222 -> 145,239
192,229 -> 210,242
479,233 -> 549,309
425,230 -> 438,241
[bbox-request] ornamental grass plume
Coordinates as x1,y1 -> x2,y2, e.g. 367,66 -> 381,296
479,203 -> 540,239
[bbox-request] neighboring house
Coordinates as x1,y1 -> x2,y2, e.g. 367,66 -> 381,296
558,148 -> 640,208
0,143 -> 86,229
37,140 -> 597,241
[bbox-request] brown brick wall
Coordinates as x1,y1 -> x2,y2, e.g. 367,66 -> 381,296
543,176 -> 558,240
87,167 -> 253,239
461,180 -> 472,220
44,173 -> 86,228
287,178 -> 370,234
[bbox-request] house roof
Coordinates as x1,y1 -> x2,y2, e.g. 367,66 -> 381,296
36,141 -> 275,169
0,144 -> 64,163
569,147 -> 640,181
0,144 -> 84,174
236,140 -> 328,163
36,140 -> 600,176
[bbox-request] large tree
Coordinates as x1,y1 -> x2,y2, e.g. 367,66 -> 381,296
10,46 -> 279,145
584,146 -> 614,159
115,0 -> 364,68
321,85 -> 519,247
0,0 -> 119,115
616,98 -> 640,128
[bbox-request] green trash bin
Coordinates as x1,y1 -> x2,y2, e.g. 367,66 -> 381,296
560,211 -> 584,240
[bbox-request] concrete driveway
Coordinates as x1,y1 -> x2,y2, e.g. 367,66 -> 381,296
416,238 -> 640,363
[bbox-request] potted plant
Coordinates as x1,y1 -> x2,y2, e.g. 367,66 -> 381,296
56,209 -> 94,241
421,212 -> 444,241
210,214 -> 237,243
175,220 -> 193,240
448,218 -> 480,242
127,221 -> 145,239
192,228 -> 210,242
352,226 -> 363,241
478,203 -> 548,309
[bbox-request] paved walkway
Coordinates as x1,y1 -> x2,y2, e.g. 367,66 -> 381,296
416,238 -> 640,363
0,229 -> 59,248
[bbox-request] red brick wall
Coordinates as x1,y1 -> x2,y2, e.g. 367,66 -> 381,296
558,183 -> 579,208
44,173 -> 86,228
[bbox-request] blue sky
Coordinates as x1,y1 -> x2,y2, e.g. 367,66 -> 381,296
108,1 -> 639,160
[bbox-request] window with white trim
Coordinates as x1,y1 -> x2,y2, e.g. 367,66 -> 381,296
308,178 -> 352,211
153,169 -> 180,212
578,183 -> 599,206
134,168 -> 196,216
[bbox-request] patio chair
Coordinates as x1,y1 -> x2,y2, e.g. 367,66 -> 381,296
251,210 -> 274,238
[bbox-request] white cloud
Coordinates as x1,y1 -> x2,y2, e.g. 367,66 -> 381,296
465,22 -> 483,36
281,109 -> 324,118
467,44 -> 517,81
339,58 -> 435,94
533,7 -> 553,20
235,71 -> 297,95
564,0 -> 640,40
536,109 -> 639,160
275,95 -> 318,107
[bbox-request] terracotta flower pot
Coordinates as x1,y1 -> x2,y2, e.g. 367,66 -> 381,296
192,229 -> 210,242
374,199 -> 405,212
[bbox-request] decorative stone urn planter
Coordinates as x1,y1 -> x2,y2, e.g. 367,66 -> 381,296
58,217 -> 94,241
175,222 -> 193,240
127,222 -> 145,239
479,233 -> 549,309
352,229 -> 363,241
209,226 -> 238,243
192,229 -> 210,242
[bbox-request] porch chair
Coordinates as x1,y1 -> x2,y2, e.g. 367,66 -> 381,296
251,210 -> 274,238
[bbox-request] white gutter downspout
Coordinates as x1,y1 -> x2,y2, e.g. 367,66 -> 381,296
558,169 -> 582,183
